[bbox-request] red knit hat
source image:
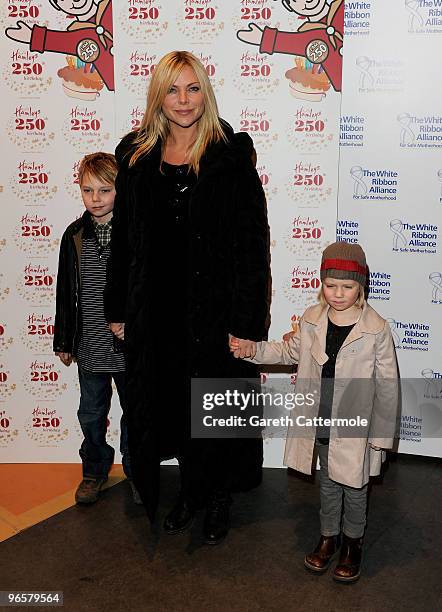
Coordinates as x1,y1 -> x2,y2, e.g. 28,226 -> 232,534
320,241 -> 367,286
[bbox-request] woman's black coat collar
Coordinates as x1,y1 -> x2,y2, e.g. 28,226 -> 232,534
118,120 -> 254,179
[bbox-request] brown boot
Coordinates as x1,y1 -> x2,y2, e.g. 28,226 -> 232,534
304,535 -> 340,573
333,534 -> 363,583
75,477 -> 107,504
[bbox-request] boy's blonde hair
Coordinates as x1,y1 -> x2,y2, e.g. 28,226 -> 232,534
78,152 -> 117,186
318,282 -> 365,309
129,50 -> 227,174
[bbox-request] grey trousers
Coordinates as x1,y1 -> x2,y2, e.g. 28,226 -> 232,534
317,440 -> 368,539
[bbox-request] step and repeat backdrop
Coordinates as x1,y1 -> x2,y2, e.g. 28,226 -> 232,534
338,1 -> 442,457
0,1 -> 440,463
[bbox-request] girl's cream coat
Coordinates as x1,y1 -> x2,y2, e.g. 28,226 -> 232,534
253,302 -> 399,489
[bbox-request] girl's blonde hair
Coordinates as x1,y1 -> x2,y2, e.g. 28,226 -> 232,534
78,152 -> 117,186
129,51 -> 227,174
318,282 -> 365,309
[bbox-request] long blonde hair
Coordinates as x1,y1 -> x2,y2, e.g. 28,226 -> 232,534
129,51 -> 227,174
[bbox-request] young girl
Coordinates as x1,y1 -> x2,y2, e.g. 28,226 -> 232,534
230,241 -> 398,582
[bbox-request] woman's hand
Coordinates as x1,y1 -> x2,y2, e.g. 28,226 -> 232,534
229,334 -> 257,359
109,322 -> 125,340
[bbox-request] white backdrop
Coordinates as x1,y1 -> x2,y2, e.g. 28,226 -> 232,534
338,0 -> 442,458
0,1 -> 440,464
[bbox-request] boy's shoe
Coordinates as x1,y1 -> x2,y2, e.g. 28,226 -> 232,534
128,479 -> 143,505
304,535 -> 341,573
333,535 -> 363,583
75,477 -> 107,504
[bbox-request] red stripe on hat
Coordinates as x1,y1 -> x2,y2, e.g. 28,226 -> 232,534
321,258 -> 367,275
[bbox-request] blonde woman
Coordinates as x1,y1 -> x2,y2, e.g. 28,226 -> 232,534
105,51 -> 270,544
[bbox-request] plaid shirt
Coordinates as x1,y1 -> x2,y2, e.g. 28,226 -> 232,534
93,219 -> 112,249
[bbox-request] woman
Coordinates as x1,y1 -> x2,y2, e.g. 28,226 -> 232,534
105,51 -> 270,544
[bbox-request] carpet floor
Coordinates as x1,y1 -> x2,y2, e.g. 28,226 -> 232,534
0,454 -> 440,612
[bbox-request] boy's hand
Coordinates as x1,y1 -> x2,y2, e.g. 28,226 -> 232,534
369,443 -> 382,451
229,334 -> 257,359
282,330 -> 296,342
109,322 -> 125,340
55,352 -> 73,367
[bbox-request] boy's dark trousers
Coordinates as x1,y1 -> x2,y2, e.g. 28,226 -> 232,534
316,439 -> 368,538
77,367 -> 131,479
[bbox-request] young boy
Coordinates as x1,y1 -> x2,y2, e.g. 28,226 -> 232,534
53,152 -> 141,505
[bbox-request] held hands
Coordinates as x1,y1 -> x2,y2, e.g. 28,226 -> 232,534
229,334 -> 257,359
55,352 -> 74,367
5,21 -> 32,44
109,322 -> 125,341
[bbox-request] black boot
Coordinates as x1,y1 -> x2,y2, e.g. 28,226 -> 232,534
203,492 -> 232,545
163,494 -> 194,535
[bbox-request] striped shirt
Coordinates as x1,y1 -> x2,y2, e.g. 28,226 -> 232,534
76,230 -> 125,372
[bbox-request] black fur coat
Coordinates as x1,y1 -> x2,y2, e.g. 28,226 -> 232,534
105,122 -> 270,518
